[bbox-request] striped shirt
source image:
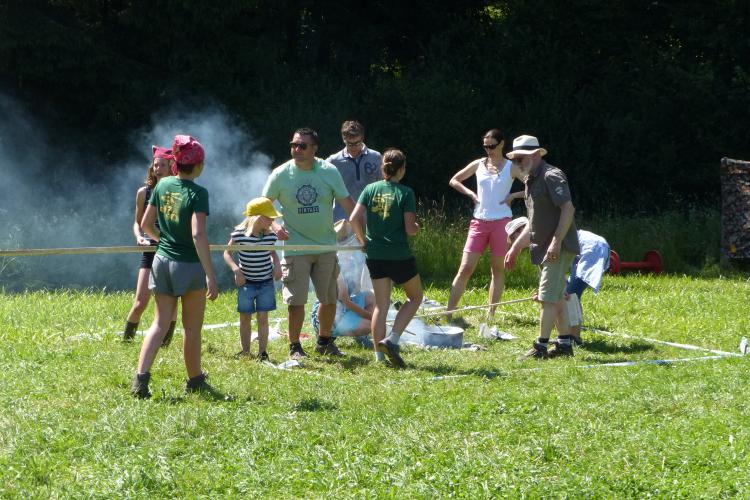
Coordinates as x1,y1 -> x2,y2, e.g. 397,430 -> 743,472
229,229 -> 278,282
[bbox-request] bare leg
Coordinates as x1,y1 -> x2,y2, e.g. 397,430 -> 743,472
392,275 -> 424,335
370,278 -> 393,347
127,268 -> 152,323
288,305 -> 304,344
180,288 -> 207,378
137,293 -> 177,373
487,255 -> 505,318
317,303 -> 336,339
256,311 -> 269,354
446,252 -> 481,318
239,313 -> 252,353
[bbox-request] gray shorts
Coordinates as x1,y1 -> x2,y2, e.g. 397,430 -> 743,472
149,254 -> 206,297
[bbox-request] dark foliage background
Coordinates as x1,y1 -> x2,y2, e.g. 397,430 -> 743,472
2,0 -> 748,212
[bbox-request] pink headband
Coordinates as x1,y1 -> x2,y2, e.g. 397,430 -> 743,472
172,135 -> 205,167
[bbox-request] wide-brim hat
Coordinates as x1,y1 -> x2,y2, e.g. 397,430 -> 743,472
244,197 -> 282,219
506,135 -> 548,159
505,216 -> 529,237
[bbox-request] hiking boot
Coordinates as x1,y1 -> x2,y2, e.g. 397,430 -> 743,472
131,372 -> 151,399
548,342 -> 574,358
257,351 -> 270,362
315,339 -> 345,357
289,343 -> 308,360
185,372 -> 212,393
378,339 -> 406,368
521,341 -> 548,360
571,334 -> 584,346
123,321 -> 138,342
162,321 -> 176,347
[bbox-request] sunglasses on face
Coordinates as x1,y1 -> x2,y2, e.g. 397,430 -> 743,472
483,143 -> 500,150
511,156 -> 525,164
290,142 -> 310,150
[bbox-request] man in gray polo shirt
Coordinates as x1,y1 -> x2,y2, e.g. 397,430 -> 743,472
326,120 -> 382,221
504,135 -> 579,359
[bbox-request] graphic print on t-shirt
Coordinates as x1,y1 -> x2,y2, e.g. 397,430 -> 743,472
160,192 -> 182,222
296,184 -> 319,214
371,192 -> 394,220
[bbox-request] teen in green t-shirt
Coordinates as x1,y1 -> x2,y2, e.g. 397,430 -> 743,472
350,148 -> 423,368
131,135 -> 219,399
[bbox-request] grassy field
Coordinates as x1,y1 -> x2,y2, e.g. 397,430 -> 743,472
1,268 -> 749,497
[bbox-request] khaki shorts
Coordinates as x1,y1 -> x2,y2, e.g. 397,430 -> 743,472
281,252 -> 339,306
538,250 -> 576,303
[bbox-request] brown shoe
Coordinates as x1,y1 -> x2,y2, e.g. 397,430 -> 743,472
548,343 -> 574,358
521,341 -> 548,360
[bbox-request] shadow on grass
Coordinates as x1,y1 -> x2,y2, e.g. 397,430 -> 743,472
155,384 -> 234,404
411,362 -> 509,380
292,397 -> 338,412
312,352 -> 371,372
580,338 -> 655,355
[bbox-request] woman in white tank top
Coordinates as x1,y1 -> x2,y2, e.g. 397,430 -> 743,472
446,129 -> 525,321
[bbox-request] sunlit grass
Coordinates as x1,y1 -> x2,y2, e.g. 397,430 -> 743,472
1,271 -> 749,496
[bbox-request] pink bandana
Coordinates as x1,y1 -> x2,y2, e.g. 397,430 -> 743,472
152,145 -> 174,159
172,135 -> 205,167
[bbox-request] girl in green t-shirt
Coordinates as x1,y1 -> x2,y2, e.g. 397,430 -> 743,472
350,149 -> 423,369
131,135 -> 219,398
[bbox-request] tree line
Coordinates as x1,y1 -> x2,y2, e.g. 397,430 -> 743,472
2,0 -> 748,213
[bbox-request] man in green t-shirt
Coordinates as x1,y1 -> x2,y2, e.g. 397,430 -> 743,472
262,127 -> 355,360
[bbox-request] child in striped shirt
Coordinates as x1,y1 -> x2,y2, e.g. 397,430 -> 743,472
223,197 -> 282,361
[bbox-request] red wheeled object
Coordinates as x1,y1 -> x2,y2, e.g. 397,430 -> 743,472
608,250 -> 663,275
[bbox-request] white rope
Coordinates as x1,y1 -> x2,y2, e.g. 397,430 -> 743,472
414,296 -> 536,320
583,326 -> 742,357
0,243 -> 363,257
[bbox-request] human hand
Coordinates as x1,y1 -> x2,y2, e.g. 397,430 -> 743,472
137,236 -> 150,246
273,264 -> 282,281
544,240 -> 561,264
233,269 -> 246,287
470,193 -> 480,205
206,276 -> 219,300
274,225 -> 289,241
504,248 -> 518,270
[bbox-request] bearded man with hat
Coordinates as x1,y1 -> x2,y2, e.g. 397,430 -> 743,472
504,135 -> 579,358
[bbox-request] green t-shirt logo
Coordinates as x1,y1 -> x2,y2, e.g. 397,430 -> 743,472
371,192 -> 394,219
160,192 -> 183,222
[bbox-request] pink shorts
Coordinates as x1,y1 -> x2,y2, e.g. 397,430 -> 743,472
463,217 -> 511,257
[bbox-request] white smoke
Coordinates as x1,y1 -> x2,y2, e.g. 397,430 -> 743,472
0,95 -> 273,290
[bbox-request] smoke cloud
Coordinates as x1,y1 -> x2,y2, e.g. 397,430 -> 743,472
0,94 -> 273,291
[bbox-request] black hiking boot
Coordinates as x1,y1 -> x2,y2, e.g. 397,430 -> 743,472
131,372 -> 151,399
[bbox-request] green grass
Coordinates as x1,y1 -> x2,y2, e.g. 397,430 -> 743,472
1,271 -> 749,497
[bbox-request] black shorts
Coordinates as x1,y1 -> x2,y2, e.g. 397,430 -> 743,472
366,257 -> 418,285
140,251 -> 156,269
